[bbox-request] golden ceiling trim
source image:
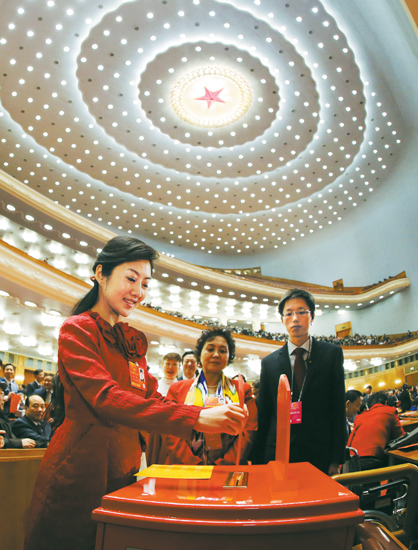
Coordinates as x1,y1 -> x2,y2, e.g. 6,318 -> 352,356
0,169 -> 410,306
0,169 -> 115,243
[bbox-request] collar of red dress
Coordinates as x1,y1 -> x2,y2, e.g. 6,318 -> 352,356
88,311 -> 148,361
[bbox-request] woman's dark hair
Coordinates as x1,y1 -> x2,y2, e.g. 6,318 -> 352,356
368,391 -> 388,408
71,236 -> 159,315
195,327 -> 235,364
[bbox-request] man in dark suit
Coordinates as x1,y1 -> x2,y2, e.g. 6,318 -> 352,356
34,372 -> 54,404
12,394 -> 52,448
26,368 -> 45,398
253,288 -> 346,475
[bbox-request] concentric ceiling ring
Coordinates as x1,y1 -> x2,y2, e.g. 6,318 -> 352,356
0,0 -> 402,253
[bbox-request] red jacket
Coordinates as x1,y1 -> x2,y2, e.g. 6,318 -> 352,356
24,312 -> 201,550
165,377 -> 258,465
348,403 -> 404,459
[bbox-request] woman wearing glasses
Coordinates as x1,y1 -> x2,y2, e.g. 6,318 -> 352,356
165,327 -> 258,465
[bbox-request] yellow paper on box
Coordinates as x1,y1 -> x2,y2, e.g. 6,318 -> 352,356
135,464 -> 214,480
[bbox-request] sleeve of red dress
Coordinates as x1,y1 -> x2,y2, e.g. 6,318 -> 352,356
163,383 -> 203,465
215,384 -> 258,465
59,316 -> 200,440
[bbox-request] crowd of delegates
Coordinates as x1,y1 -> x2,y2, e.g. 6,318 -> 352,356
142,302 -> 417,346
0,363 -> 55,450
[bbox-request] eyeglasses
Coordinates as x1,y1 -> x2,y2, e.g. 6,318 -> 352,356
282,310 -> 311,319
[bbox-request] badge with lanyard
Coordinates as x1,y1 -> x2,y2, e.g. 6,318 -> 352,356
290,401 -> 302,424
290,345 -> 309,424
128,361 -> 147,392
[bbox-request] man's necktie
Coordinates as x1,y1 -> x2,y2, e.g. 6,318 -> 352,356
293,348 -> 306,392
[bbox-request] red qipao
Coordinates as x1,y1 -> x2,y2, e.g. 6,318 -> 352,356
24,312 -> 201,550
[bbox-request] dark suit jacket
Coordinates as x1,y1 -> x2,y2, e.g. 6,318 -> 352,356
253,338 -> 346,473
11,415 -> 52,448
0,412 -> 23,449
26,380 -> 43,398
34,386 -> 47,400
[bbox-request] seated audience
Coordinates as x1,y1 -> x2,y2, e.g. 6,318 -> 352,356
141,304 -> 418,346
165,327 -> 257,465
26,369 -> 45,398
0,382 -> 36,448
178,351 -> 199,380
157,353 -> 181,397
12,395 -> 52,448
347,391 -> 404,470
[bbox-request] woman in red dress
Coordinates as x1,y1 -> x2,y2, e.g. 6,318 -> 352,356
24,236 -> 247,550
165,327 -> 258,465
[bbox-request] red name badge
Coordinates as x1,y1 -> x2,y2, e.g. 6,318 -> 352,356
290,401 -> 302,424
203,396 -> 224,450
129,361 -> 147,392
205,396 -> 220,408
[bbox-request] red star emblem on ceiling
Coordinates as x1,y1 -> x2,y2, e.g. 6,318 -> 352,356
195,87 -> 226,109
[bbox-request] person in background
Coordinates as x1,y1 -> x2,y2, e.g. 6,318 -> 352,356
387,390 -> 399,408
253,288 -> 346,475
178,351 -> 199,380
252,379 -> 260,400
345,389 -> 362,441
165,327 -> 257,465
348,391 -> 404,470
398,383 -> 412,413
0,363 -> 19,417
157,352 -> 181,396
23,236 -> 247,550
34,372 -> 54,405
145,352 -> 183,465
26,369 -> 45,398
360,385 -> 373,411
12,395 -> 52,448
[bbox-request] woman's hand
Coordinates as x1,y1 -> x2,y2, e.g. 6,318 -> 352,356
194,404 -> 248,436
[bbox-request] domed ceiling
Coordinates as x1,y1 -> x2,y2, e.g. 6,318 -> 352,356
0,0 -> 404,257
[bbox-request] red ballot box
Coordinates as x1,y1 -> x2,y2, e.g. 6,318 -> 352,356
93,462 -> 364,550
